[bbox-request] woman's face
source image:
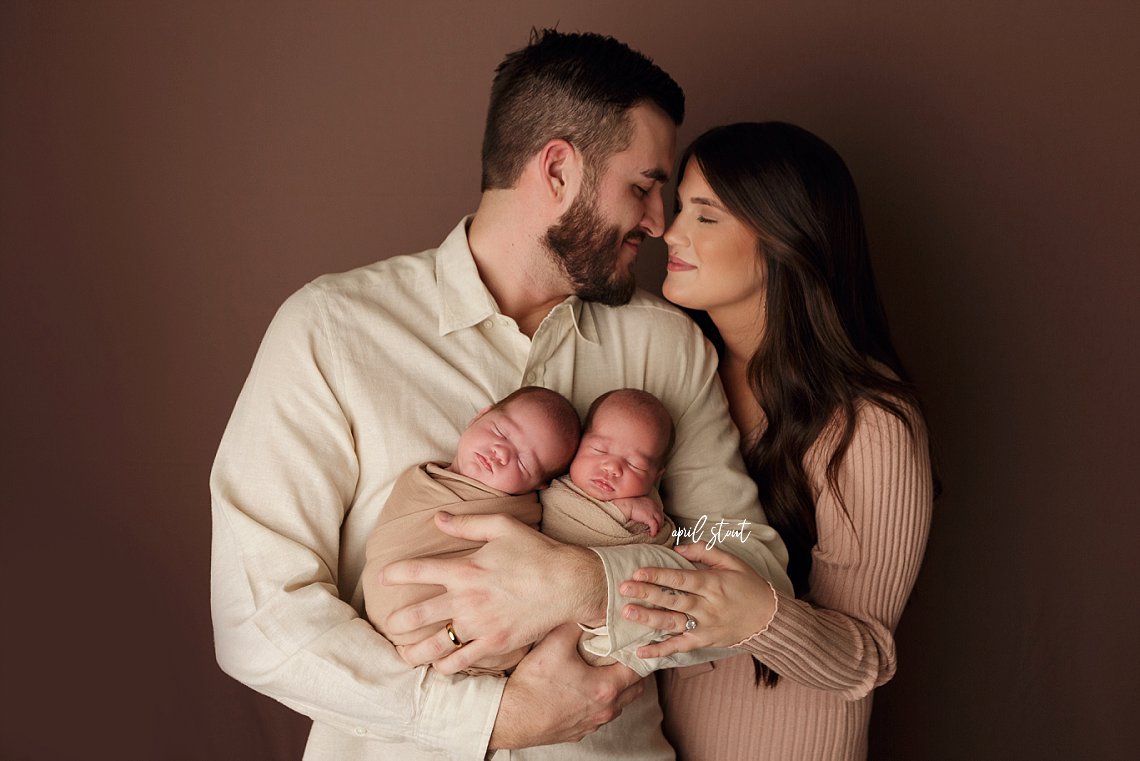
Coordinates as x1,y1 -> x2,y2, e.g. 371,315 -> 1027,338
662,159 -> 765,320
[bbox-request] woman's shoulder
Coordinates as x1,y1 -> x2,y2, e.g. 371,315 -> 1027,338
806,396 -> 929,483
853,396 -> 927,446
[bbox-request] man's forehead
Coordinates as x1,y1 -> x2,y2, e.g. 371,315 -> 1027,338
617,103 -> 677,179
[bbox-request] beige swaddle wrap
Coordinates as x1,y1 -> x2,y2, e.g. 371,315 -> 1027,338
540,476 -> 675,666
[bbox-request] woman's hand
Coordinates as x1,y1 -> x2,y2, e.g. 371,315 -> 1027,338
621,541 -> 779,657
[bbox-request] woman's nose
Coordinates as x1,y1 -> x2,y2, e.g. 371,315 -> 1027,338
663,217 -> 684,248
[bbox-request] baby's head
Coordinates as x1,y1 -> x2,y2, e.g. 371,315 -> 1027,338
570,389 -> 674,501
453,386 -> 581,494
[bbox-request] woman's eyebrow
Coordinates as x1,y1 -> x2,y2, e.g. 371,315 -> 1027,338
689,195 -> 725,209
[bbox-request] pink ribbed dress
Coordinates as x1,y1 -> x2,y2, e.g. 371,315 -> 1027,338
659,403 -> 933,760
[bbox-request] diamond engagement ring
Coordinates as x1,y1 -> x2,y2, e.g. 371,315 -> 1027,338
684,614 -> 698,632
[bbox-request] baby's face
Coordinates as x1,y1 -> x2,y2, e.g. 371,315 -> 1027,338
569,402 -> 667,501
454,397 -> 569,494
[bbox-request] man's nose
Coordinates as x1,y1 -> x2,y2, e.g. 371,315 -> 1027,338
640,191 -> 665,238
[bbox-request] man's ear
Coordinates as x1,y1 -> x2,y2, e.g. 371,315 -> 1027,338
537,138 -> 581,205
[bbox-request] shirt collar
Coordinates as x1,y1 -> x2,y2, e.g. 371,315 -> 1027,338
568,296 -> 600,344
434,215 -> 599,345
435,217 -> 499,336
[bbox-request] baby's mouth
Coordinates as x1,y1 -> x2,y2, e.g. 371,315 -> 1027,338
592,478 -> 614,493
476,453 -> 492,472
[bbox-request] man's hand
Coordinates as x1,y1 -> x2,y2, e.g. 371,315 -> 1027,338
381,512 -> 606,674
489,623 -> 645,749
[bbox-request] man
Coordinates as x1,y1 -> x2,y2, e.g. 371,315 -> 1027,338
211,30 -> 791,760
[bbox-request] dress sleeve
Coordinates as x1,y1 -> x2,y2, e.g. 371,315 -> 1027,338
209,285 -> 502,759
734,403 -> 933,700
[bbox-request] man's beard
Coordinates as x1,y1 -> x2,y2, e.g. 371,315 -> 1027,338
544,181 -> 643,307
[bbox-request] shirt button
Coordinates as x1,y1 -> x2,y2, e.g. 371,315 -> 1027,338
482,320 -> 493,329
354,727 -> 367,736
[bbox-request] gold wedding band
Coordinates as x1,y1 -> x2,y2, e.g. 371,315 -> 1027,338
445,622 -> 464,648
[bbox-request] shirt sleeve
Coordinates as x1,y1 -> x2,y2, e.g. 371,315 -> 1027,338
210,285 -> 503,759
732,403 -> 933,700
591,321 -> 792,662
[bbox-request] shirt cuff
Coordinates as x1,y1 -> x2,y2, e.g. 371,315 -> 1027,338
417,667 -> 506,760
588,545 -> 674,653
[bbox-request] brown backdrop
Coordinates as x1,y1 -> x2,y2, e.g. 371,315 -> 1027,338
3,2 -> 1138,759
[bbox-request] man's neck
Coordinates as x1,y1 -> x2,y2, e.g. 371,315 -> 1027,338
467,194 -> 573,338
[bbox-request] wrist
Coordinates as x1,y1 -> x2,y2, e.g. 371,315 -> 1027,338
555,544 -> 606,627
735,577 -> 780,645
488,681 -> 522,750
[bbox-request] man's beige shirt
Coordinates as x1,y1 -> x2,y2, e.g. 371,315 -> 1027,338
210,218 -> 791,760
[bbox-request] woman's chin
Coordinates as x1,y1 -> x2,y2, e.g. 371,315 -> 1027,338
662,283 -> 701,311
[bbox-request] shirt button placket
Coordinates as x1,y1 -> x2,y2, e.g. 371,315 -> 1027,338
525,312 -> 561,388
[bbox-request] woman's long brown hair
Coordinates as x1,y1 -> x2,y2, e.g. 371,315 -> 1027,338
679,122 -> 938,686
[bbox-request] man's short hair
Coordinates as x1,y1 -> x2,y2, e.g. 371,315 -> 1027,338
481,29 -> 685,190
583,388 -> 675,467
493,386 -> 582,476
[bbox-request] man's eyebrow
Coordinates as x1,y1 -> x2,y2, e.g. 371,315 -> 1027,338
642,168 -> 669,183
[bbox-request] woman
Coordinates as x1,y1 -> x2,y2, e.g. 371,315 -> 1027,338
620,122 -> 935,760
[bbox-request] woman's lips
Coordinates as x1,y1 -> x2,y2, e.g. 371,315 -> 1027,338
667,255 -> 696,271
